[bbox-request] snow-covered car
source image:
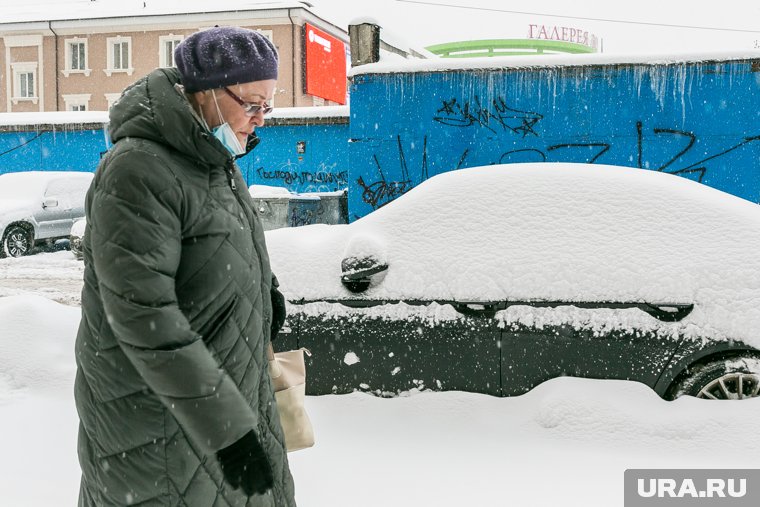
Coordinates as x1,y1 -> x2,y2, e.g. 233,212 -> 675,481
0,171 -> 93,258
267,163 -> 760,400
70,217 -> 86,261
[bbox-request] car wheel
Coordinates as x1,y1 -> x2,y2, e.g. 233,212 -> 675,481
1,225 -> 33,258
670,356 -> 760,400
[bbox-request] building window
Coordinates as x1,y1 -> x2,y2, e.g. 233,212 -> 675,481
19,73 -> 34,97
159,35 -> 183,68
63,94 -> 91,111
11,62 -> 38,104
63,38 -> 91,77
72,43 -> 85,69
105,36 -> 134,76
113,42 -> 128,69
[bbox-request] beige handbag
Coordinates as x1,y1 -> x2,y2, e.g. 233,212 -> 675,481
267,344 -> 315,452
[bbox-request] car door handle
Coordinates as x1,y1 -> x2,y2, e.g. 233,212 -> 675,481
452,302 -> 501,318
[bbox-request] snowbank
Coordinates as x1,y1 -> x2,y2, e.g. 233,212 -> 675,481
0,251 -> 85,306
1,295 -> 759,506
0,295 -> 79,398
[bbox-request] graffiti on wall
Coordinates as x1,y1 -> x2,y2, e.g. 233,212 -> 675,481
433,96 -> 543,137
359,116 -> 760,212
357,135 -> 430,210
349,59 -> 760,220
256,161 -> 348,192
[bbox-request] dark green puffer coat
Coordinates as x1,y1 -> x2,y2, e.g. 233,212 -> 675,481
74,68 -> 296,506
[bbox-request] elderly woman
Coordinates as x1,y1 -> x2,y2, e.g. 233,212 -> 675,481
74,27 -> 295,506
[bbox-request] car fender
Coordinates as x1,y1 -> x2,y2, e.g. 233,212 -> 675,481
0,211 -> 38,239
654,338 -> 759,398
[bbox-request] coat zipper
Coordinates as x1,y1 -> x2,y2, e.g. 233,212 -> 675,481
224,158 -> 272,331
224,159 -> 238,191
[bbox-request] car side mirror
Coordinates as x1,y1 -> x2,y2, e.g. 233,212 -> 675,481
340,255 -> 389,293
42,198 -> 59,209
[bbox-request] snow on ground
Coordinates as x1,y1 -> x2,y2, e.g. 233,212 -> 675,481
0,251 -> 84,306
1,293 -> 759,506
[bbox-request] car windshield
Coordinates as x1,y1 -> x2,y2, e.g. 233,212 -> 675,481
0,173 -> 46,201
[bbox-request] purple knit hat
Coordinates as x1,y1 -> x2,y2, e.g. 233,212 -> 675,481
174,26 -> 279,93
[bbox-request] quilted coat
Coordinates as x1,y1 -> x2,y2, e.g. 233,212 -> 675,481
74,67 -> 296,506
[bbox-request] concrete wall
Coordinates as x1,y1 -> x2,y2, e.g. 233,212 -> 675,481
347,59 -> 760,219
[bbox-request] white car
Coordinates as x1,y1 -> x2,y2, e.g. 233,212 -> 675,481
267,163 -> 760,399
0,171 -> 93,258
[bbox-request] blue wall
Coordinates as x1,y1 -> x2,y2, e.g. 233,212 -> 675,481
0,128 -> 109,175
3,59 -> 759,219
0,122 -> 350,193
348,60 -> 760,219
242,123 -> 349,193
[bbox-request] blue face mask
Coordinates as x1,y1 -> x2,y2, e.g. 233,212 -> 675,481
212,122 -> 246,156
210,90 -> 246,157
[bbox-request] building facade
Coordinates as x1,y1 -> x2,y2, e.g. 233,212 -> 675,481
0,2 -> 353,112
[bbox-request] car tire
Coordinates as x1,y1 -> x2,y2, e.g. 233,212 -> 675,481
669,356 -> 760,400
70,235 -> 82,260
1,225 -> 33,258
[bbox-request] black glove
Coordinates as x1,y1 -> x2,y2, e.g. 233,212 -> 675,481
216,430 -> 274,497
270,285 -> 287,340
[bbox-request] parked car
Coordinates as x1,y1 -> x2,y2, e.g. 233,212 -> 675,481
0,171 -> 93,258
266,163 -> 760,400
70,217 -> 86,261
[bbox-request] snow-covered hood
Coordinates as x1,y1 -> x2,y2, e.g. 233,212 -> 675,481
0,199 -> 35,228
267,163 -> 760,345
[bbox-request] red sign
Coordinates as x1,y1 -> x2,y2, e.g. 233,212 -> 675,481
304,23 -> 347,105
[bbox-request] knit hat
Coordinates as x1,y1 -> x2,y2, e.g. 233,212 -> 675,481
174,26 -> 279,93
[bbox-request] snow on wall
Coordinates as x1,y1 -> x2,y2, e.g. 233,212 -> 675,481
351,50 -> 760,75
268,105 -> 349,119
0,111 -> 109,126
347,55 -> 760,220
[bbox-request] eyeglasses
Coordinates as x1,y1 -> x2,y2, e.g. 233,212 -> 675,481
223,88 -> 274,116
